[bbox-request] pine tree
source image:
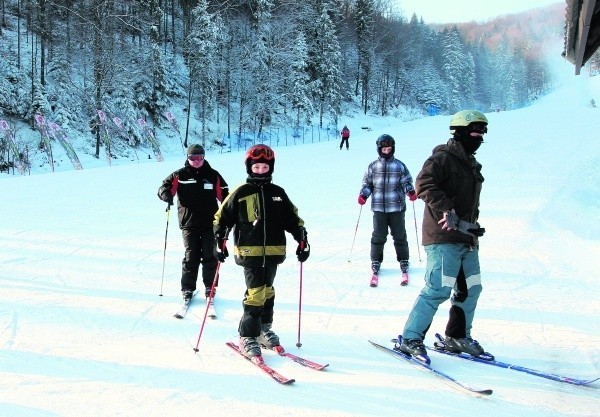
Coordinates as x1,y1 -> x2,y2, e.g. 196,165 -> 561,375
490,40 -> 513,111
249,0 -> 275,139
441,27 -> 474,112
30,80 -> 51,121
288,32 -> 314,127
354,0 -> 374,113
312,4 -> 342,126
185,0 -> 219,147
414,58 -> 447,112
0,53 -> 30,119
148,0 -> 171,122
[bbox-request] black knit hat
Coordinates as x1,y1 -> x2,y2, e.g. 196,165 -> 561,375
187,144 -> 205,156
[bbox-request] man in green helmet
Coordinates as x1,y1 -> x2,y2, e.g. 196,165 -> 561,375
397,110 -> 493,363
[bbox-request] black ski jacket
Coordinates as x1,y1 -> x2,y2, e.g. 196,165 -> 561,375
158,160 -> 228,230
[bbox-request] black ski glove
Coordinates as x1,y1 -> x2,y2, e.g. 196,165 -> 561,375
158,191 -> 173,206
441,211 -> 485,238
214,237 -> 228,262
295,227 -> 310,262
296,239 -> 310,262
460,223 -> 485,237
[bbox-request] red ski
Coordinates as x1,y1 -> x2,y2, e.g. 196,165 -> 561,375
401,272 -> 409,286
270,346 -> 329,371
370,273 -> 379,287
226,342 -> 295,385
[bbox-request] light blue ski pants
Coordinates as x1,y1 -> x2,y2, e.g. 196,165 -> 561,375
402,243 -> 482,341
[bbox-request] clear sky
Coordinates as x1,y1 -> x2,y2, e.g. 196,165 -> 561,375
395,0 -> 563,24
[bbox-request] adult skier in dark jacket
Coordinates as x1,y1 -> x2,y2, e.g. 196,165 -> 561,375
157,144 -> 229,301
213,144 -> 309,358
418,139 -> 483,246
398,110 -> 490,361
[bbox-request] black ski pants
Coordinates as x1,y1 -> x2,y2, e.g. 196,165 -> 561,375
238,265 -> 277,337
370,210 -> 409,263
181,226 -> 218,292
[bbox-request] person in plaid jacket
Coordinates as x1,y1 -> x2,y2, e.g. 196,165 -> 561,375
358,134 -> 416,278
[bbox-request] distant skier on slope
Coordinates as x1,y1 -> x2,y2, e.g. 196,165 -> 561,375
339,125 -> 350,150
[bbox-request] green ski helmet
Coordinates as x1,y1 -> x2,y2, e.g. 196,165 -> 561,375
449,110 -> 488,131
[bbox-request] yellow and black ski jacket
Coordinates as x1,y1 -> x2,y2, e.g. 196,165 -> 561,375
214,177 -> 305,268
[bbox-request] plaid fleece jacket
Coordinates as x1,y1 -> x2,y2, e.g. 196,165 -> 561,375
360,156 -> 415,213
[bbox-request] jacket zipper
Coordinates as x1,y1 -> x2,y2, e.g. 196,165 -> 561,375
259,185 -> 266,267
382,159 -> 388,211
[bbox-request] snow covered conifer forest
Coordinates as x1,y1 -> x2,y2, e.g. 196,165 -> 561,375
0,0 -> 563,170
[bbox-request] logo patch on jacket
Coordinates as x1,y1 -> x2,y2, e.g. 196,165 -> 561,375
272,196 -> 282,201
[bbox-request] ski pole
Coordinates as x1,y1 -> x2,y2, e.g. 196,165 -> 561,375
296,260 -> 304,348
411,201 -> 422,263
296,229 -> 306,348
159,204 -> 171,296
193,260 -> 222,353
348,205 -> 363,262
194,229 -> 228,353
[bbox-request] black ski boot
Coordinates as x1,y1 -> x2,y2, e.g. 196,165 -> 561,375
257,323 -> 281,349
395,336 -> 430,363
438,335 -> 494,360
205,286 -> 216,298
239,336 -> 261,358
182,290 -> 194,303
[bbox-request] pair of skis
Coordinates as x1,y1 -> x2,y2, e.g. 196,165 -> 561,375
176,294 -> 328,384
174,292 -> 216,319
226,342 -> 329,385
370,270 -> 408,287
370,335 -> 599,396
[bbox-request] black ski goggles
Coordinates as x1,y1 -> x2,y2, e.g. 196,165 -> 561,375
378,139 -> 394,147
469,122 -> 488,133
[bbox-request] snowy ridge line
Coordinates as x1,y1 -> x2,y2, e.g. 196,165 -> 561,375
368,340 -> 493,396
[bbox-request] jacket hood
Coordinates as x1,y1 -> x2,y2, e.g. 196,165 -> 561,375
432,139 -> 482,175
433,139 -> 471,163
